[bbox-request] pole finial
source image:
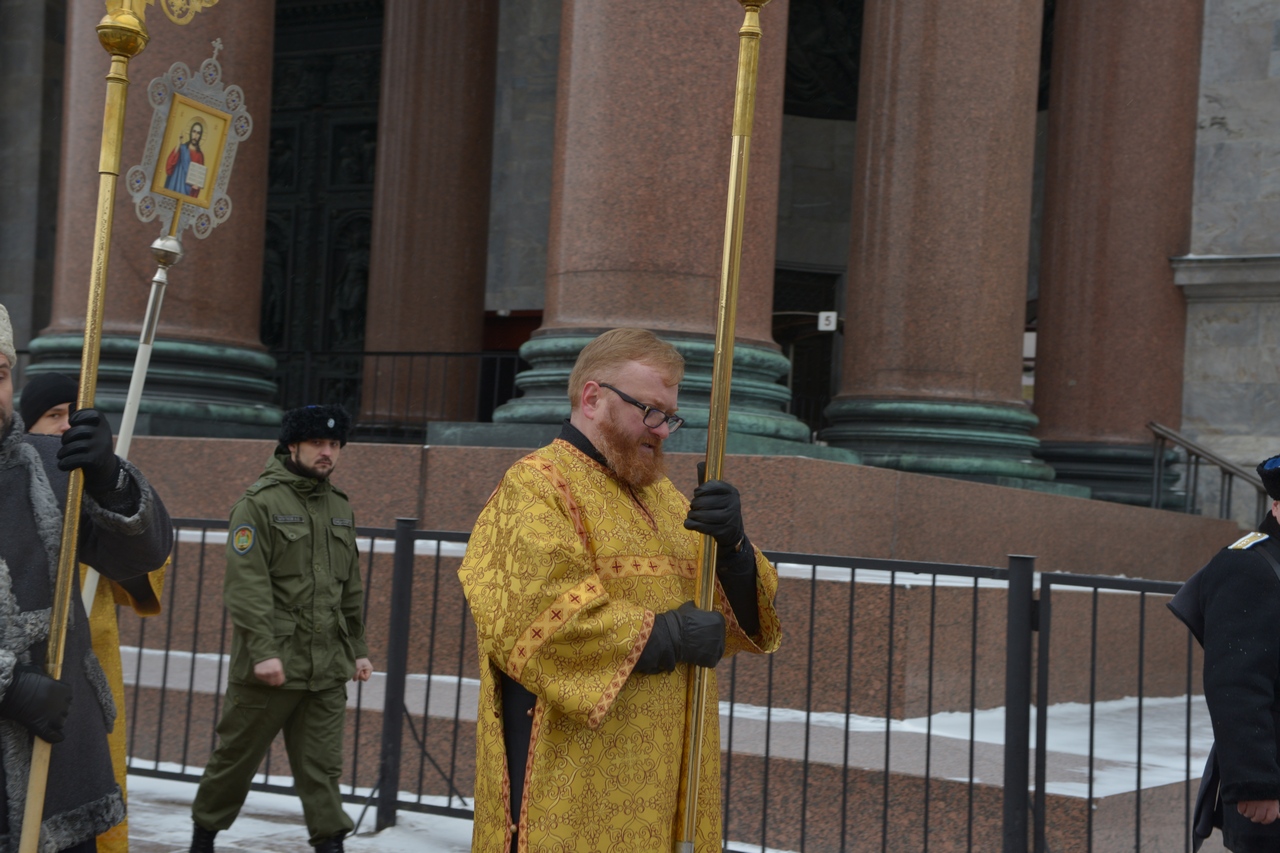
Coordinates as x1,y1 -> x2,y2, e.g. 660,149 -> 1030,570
97,6 -> 150,58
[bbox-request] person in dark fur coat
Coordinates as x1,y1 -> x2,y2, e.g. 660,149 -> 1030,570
1170,454 -> 1280,853
0,304 -> 173,853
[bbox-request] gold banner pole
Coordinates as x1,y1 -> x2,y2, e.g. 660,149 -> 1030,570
673,2 -> 769,850
18,4 -> 148,852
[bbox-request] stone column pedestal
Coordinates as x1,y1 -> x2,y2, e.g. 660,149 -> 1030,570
359,0 -> 499,431
32,0 -> 277,438
822,0 -> 1057,488
481,0 -> 831,458
1031,0 -> 1203,504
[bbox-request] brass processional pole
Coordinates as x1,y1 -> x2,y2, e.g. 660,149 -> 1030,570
674,2 -> 770,850
18,3 -> 149,851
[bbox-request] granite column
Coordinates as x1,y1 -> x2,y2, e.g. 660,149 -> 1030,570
360,0 -> 499,427
1031,0 -> 1203,504
33,0 -> 277,437
490,0 -> 811,453
821,0 -> 1054,485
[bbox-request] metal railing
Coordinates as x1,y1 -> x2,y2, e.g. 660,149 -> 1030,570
729,552 -> 1034,852
1032,572 -> 1200,853
270,350 -> 525,441
120,519 -> 478,824
121,520 -> 1210,852
1149,420 -> 1268,522
12,348 -> 524,442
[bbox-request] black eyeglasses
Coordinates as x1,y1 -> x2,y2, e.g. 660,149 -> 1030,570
598,383 -> 684,433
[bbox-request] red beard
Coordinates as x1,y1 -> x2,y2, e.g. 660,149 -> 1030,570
596,407 -> 666,489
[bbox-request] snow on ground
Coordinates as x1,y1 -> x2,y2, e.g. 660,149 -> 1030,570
126,774 -> 474,853
125,774 -> 800,853
124,692 -> 1211,853
720,693 -> 1212,797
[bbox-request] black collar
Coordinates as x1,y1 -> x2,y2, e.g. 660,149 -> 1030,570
558,420 -> 609,468
1261,511 -> 1280,539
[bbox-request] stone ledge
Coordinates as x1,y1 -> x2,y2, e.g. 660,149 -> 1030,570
1172,253 -> 1280,300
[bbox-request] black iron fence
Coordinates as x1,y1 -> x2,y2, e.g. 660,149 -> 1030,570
1032,573 -> 1199,853
270,350 -> 525,441
121,520 -> 1211,852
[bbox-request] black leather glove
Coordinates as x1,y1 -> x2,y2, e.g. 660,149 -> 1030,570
684,467 -> 746,553
57,408 -> 120,497
0,664 -> 72,743
635,602 -> 726,674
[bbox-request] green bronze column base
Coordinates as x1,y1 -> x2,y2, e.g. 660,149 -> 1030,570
436,331 -> 859,463
1033,441 -> 1180,507
822,398 -> 1085,495
26,334 -> 281,439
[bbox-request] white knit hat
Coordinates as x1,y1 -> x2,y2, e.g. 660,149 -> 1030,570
0,304 -> 14,368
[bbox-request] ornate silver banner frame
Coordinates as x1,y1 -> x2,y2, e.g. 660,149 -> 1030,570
126,39 -> 252,239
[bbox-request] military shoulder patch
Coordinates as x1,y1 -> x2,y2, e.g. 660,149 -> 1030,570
1229,532 -> 1269,550
231,524 -> 257,555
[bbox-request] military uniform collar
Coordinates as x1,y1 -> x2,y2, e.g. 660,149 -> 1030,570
266,451 -> 334,496
1260,512 -> 1280,540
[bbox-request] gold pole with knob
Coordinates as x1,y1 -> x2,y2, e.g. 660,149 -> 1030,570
18,4 -> 149,851
673,2 -> 770,850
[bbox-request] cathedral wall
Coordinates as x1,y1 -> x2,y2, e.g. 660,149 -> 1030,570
1179,0 -> 1280,524
128,436 -> 1236,581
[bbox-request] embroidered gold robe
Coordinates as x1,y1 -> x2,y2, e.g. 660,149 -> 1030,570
458,439 -> 781,853
83,564 -> 167,853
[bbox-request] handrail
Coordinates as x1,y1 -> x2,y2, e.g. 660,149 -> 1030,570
1148,420 -> 1267,519
1148,422 -> 1265,489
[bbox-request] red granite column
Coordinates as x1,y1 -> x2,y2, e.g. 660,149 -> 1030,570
1031,0 -> 1203,503
496,0 -> 807,449
821,0 -> 1054,484
36,0 -> 276,435
360,0 -> 499,426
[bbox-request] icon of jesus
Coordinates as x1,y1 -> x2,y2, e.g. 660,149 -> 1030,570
164,120 -> 206,198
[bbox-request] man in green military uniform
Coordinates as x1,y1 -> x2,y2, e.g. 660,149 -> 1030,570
190,405 -> 372,853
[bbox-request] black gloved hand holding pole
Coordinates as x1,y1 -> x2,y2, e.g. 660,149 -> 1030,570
0,664 -> 72,743
56,408 -> 120,498
684,462 -> 746,554
686,462 -> 761,636
635,601 -> 727,674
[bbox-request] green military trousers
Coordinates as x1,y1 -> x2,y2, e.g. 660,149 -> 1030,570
192,682 -> 353,845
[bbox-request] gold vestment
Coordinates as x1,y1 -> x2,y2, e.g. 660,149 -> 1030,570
459,439 -> 781,853
83,563 -> 166,853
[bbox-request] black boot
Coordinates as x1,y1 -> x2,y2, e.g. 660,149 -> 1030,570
190,824 -> 217,853
313,834 -> 345,853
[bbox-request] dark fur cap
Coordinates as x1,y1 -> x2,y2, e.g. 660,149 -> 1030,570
278,404 -> 351,448
1259,454 -> 1280,501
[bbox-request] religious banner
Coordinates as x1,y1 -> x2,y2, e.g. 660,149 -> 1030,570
151,92 -> 230,208
126,38 -> 252,239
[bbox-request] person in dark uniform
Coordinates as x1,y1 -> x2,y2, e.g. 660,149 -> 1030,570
1169,454 -> 1280,852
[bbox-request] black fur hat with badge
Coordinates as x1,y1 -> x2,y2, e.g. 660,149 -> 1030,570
1258,454 -> 1280,501
277,404 -> 351,451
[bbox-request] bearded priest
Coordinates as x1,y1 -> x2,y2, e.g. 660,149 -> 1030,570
458,328 -> 781,853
